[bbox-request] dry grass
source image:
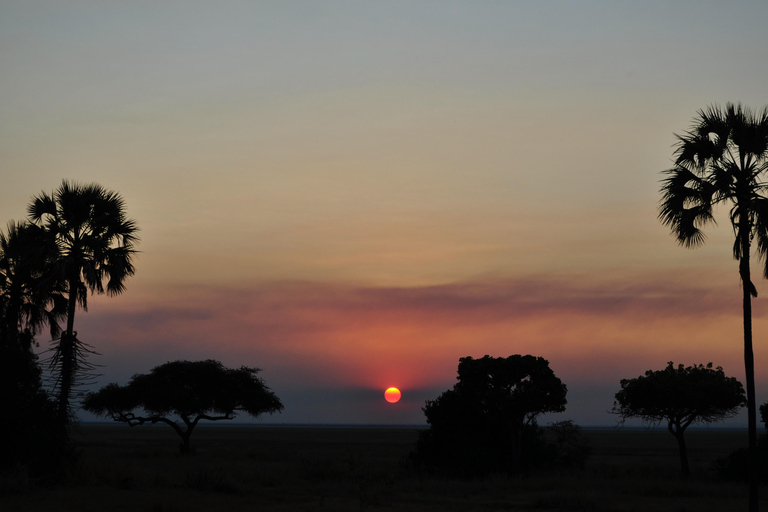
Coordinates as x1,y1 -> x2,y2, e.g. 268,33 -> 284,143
1,424 -> 764,511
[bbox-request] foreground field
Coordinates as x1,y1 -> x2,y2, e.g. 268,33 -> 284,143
2,424 -> 765,511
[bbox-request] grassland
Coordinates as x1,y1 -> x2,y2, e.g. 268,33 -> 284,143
1,424 -> 764,511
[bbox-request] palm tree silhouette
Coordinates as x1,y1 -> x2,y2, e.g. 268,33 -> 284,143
28,181 -> 139,452
0,221 -> 66,350
659,103 -> 768,511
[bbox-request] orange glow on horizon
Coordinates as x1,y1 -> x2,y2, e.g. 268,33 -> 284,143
89,276 -> 762,396
384,387 -> 401,403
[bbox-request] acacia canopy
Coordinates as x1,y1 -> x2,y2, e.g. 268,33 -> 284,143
613,362 -> 745,476
84,359 -> 283,452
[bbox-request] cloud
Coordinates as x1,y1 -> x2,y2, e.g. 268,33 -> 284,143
71,272 -> 767,424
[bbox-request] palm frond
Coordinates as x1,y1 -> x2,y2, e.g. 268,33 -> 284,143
673,105 -> 731,167
753,197 -> 768,279
0,220 -> 67,347
659,164 -> 716,247
674,131 -> 721,167
42,334 -> 102,412
730,105 -> 768,161
26,192 -> 57,224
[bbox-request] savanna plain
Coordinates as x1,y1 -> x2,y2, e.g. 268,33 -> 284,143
2,424 -> 765,512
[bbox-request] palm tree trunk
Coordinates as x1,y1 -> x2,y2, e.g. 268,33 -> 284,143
54,277 -> 79,455
740,228 -> 759,512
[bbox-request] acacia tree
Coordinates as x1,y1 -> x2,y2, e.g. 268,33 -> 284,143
416,355 -> 567,474
27,180 -> 139,451
613,362 -> 745,477
84,360 -> 284,453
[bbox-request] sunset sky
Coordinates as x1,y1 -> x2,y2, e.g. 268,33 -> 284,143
2,1 -> 768,426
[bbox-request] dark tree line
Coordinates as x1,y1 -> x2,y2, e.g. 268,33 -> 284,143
4,115 -> 766,496
416,355 -> 745,479
1,180 -> 138,470
0,224 -> 61,470
3,181 -> 284,471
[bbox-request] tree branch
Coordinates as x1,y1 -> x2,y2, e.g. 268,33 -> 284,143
111,412 -> 186,440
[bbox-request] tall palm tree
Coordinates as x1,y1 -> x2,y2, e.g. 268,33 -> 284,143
0,222 -> 67,469
28,181 -> 139,450
0,220 -> 66,350
659,103 -> 768,511
0,221 -> 65,470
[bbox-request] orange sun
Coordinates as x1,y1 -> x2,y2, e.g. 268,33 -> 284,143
384,387 -> 401,403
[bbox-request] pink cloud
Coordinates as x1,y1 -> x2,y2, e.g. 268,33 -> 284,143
70,272 -> 768,424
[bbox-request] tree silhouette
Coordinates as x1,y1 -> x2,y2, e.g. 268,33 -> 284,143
416,355 -> 567,475
84,360 -> 284,453
27,181 -> 139,453
0,221 -> 65,472
613,362 -> 745,477
659,103 -> 768,508
0,221 -> 66,349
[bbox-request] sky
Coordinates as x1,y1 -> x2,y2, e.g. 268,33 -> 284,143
2,1 -> 768,426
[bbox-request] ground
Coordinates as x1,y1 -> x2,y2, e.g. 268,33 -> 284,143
1,424 -> 763,511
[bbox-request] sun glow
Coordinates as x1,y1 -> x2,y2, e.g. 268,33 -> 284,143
384,387 -> 401,403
